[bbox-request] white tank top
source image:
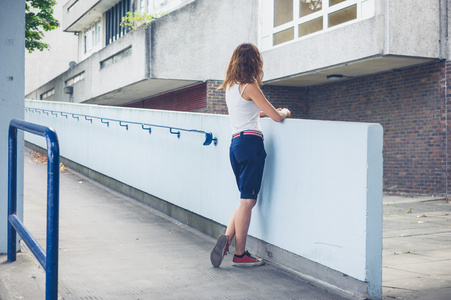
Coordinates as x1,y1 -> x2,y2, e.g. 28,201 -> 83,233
226,83 -> 262,135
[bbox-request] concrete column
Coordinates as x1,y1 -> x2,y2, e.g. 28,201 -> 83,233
0,0 -> 25,253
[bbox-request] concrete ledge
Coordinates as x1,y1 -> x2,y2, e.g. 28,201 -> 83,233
247,236 -> 368,299
26,142 -> 368,299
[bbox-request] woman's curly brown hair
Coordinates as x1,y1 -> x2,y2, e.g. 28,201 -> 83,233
219,43 -> 264,89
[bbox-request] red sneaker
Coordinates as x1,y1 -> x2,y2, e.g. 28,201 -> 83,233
232,250 -> 264,267
210,235 -> 229,267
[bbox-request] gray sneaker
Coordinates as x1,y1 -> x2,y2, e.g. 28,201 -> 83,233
210,235 -> 229,267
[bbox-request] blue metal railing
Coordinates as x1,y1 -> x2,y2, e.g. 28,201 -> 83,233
25,107 -> 218,146
8,119 -> 60,300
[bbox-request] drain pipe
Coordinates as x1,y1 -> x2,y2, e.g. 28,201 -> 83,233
439,0 -> 442,60
446,76 -> 449,203
445,0 -> 450,202
442,0 -> 450,202
446,62 -> 449,203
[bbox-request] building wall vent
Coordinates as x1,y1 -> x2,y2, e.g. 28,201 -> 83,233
64,86 -> 73,94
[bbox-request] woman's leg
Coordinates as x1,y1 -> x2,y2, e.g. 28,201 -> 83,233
225,207 -> 237,241
225,198 -> 256,255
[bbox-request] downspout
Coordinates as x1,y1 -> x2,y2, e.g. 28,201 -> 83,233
442,0 -> 449,202
439,0 -> 442,60
445,57 -> 449,202
447,0 -> 449,59
146,24 -> 152,78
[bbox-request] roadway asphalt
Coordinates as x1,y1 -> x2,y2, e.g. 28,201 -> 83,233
0,149 -> 450,299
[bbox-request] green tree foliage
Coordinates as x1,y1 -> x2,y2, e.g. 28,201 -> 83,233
120,11 -> 161,31
26,0 -> 59,53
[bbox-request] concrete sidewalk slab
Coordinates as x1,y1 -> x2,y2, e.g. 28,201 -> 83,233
382,196 -> 451,299
0,251 -> 47,300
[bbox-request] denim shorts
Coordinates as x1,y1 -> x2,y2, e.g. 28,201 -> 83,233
229,132 -> 266,200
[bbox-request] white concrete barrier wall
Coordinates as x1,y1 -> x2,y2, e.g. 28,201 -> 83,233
25,99 -> 383,297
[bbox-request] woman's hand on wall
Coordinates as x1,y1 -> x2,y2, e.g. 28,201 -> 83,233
277,108 -> 291,119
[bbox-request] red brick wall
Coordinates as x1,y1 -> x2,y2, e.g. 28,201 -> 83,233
306,61 -> 447,196
124,83 -> 207,112
203,81 -> 309,119
200,81 -> 227,114
261,85 -> 309,119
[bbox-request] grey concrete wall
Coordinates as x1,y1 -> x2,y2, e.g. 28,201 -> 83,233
150,0 -> 259,81
388,0 -> 445,58
27,0 -> 258,103
0,0 -> 25,253
92,27 -> 148,96
262,15 -> 386,82
63,0 -> 102,31
26,26 -> 148,103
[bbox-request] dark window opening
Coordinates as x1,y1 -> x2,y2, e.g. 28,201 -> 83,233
105,0 -> 131,46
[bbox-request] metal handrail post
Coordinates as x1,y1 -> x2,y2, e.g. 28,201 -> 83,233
7,124 -> 18,262
7,119 -> 60,300
44,127 -> 60,299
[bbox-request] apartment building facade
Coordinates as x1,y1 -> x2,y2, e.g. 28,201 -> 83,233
26,0 -> 450,197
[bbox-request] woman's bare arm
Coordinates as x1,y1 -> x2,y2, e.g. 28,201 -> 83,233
242,83 -> 290,122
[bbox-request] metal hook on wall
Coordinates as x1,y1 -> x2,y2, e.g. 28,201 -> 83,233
85,116 -> 92,123
141,124 -> 152,134
119,121 -> 128,130
100,119 -> 110,127
51,112 -> 58,117
170,128 -> 181,138
72,114 -> 80,121
60,112 -> 68,119
203,132 -> 218,146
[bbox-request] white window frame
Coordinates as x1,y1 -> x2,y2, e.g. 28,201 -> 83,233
100,47 -> 133,69
40,88 -> 55,100
260,0 -> 375,50
138,0 -> 193,15
139,0 -> 165,14
65,72 -> 85,87
82,20 -> 102,58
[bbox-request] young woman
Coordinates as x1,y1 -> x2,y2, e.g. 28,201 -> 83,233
210,43 -> 291,267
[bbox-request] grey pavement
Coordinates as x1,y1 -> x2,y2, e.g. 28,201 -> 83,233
0,149 -> 450,299
382,195 -> 451,299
